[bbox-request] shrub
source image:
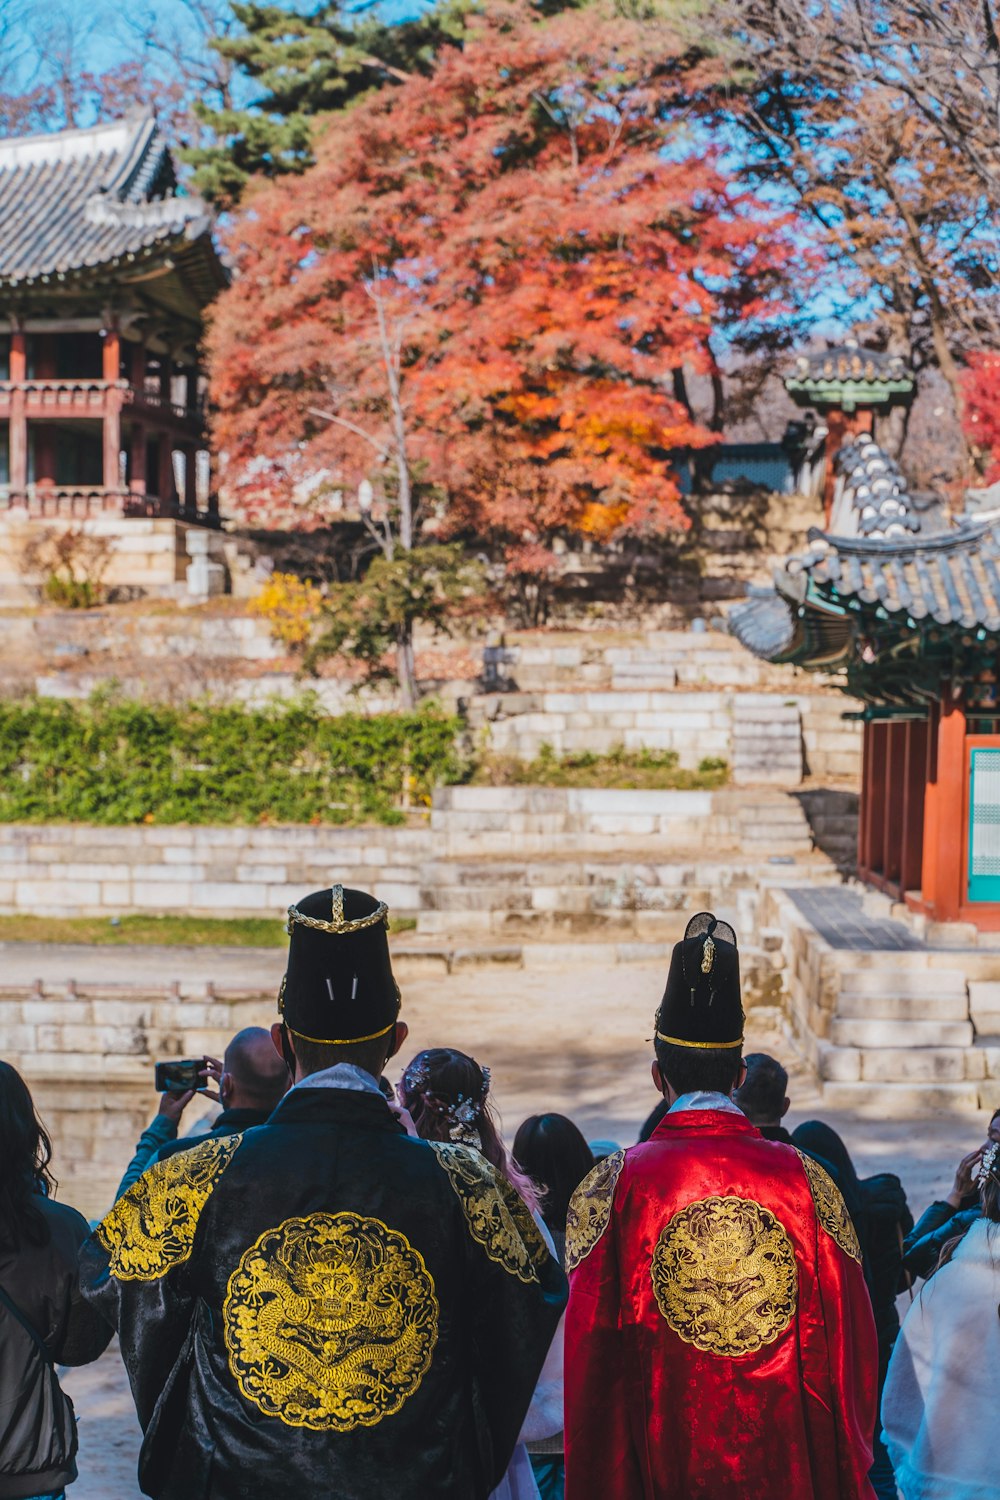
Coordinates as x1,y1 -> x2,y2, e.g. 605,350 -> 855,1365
0,697 -> 464,825
250,571 -> 324,651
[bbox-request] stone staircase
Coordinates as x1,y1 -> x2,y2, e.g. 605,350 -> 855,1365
417,787 -> 841,950
795,789 -> 859,875
768,886 -> 1000,1113
469,641 -> 862,783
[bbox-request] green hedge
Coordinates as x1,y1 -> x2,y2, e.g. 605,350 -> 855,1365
0,698 -> 464,825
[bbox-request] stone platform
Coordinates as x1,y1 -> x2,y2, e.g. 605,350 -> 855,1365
770,885 -> 1000,1114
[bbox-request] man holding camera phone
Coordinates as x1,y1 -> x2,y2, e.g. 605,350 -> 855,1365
115,1027 -> 290,1200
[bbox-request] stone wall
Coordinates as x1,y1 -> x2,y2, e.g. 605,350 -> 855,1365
0,515 -> 229,604
0,824 -> 431,918
472,688 -> 861,783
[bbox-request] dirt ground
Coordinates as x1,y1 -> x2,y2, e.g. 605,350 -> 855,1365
54,957 -> 984,1497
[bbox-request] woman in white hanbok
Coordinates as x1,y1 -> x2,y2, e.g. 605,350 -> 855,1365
882,1141 -> 1000,1500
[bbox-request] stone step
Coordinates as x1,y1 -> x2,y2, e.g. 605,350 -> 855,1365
829,1018 -> 975,1049
415,908 -> 689,939
837,969 -> 968,998
835,992 -> 970,1022
819,1081 -> 983,1113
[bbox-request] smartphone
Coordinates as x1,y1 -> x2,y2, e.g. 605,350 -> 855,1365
154,1058 -> 204,1094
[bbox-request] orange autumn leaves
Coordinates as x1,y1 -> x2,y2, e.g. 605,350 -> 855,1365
207,0 -> 795,572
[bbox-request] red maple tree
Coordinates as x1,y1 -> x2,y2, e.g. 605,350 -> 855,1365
964,355 -> 1000,482
207,0 -> 798,582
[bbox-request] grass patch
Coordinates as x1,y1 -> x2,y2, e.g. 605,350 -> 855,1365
0,912 -> 419,946
473,744 -> 729,790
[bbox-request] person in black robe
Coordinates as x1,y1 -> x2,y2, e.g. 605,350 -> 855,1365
81,885 -> 567,1500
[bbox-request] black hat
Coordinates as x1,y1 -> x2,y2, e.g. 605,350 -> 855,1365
655,912 -> 744,1051
279,886 -> 400,1044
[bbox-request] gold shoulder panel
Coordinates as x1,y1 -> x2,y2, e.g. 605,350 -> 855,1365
430,1142 -> 548,1284
96,1133 -> 242,1282
224,1212 -> 439,1430
651,1195 -> 797,1357
795,1150 -> 862,1263
565,1149 -> 625,1272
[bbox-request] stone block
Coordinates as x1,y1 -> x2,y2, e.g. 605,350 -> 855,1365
821,1081 -> 981,1114
836,991 -> 969,1022
131,881 -> 193,909
817,1044 -> 862,1082
858,1047 -> 969,1083
830,1018 -> 974,1049
14,878 -> 102,909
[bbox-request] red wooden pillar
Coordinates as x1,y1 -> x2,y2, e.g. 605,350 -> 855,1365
9,329 -> 27,492
900,719 -> 928,895
102,329 -> 122,491
921,700 -> 966,921
884,722 -> 907,889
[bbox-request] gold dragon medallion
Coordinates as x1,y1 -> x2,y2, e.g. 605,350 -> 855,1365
795,1150 -> 862,1263
224,1212 -> 439,1431
96,1133 -> 242,1282
565,1149 -> 625,1272
650,1195 -> 798,1357
430,1142 -> 549,1283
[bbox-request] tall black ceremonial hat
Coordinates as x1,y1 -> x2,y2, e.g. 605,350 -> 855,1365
655,911 -> 744,1050
279,885 -> 400,1044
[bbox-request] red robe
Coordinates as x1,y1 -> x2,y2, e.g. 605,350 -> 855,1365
564,1108 -> 877,1500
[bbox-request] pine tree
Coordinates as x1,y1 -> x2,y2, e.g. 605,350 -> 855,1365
185,0 -> 470,205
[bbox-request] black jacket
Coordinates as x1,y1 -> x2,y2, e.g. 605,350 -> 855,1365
81,1088 -> 567,1500
902,1197 -> 980,1280
758,1124 -> 794,1144
858,1172 -> 912,1354
154,1107 -> 272,1164
0,1197 -> 113,1500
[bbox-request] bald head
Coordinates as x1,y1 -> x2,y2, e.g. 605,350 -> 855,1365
222,1027 -> 290,1113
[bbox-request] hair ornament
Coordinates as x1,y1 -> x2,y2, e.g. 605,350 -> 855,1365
701,934 -> 715,975
977,1142 -> 1000,1184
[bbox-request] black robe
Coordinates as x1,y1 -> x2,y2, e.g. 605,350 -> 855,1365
81,1087 -> 567,1500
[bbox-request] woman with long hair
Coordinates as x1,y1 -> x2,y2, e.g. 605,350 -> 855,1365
512,1114 -> 593,1260
882,1141 -> 1000,1499
0,1061 -> 112,1499
398,1048 -> 541,1210
399,1051 -> 563,1500
512,1115 -> 594,1500
792,1118 -> 912,1500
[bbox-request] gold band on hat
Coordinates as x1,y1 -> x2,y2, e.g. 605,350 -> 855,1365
288,1020 -> 396,1047
285,884 -> 389,938
655,1032 -> 743,1050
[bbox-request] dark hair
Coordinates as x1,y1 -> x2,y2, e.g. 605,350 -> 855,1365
400,1048 -> 540,1210
654,1041 -> 742,1098
791,1121 -> 862,1201
0,1061 -> 55,1249
734,1053 -> 788,1125
289,1029 -> 395,1084
512,1115 -> 594,1235
638,1098 -> 670,1143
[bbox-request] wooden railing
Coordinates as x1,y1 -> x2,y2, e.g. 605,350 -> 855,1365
0,379 -> 205,428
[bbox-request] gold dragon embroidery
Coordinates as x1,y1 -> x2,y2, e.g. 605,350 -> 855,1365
796,1150 -> 862,1263
430,1142 -> 548,1283
650,1195 -> 798,1357
224,1212 -> 439,1430
96,1133 -> 242,1282
565,1149 -> 625,1272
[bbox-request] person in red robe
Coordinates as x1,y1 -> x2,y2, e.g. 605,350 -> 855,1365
564,912 -> 877,1500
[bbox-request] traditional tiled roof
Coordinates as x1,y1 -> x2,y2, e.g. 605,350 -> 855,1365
785,337 -> 915,410
789,523 -> 1000,630
0,115 -> 217,288
729,519 -> 1000,676
830,434 -> 919,540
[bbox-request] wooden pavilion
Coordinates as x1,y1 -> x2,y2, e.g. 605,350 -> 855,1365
732,345 -> 1000,929
0,115 -> 225,520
